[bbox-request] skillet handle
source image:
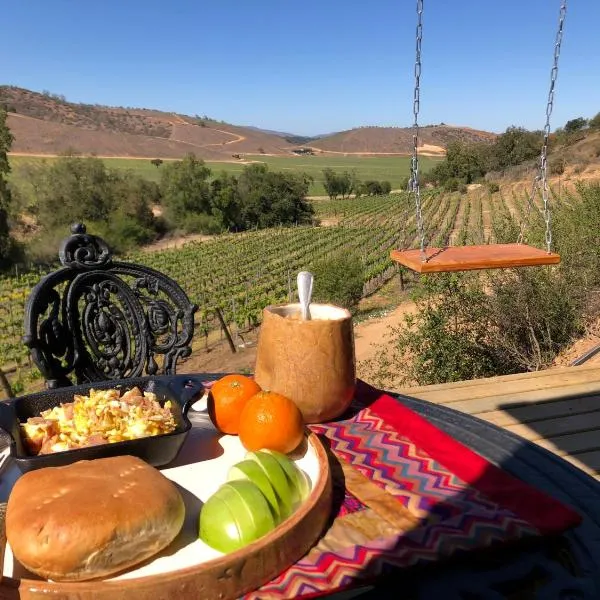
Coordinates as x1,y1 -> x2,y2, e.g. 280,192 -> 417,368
175,377 -> 206,415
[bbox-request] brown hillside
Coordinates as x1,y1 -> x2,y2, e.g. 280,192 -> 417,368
309,125 -> 496,155
0,85 -> 496,159
7,113 -> 227,160
0,86 -> 293,159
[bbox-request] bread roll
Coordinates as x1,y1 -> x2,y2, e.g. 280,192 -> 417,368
6,455 -> 185,581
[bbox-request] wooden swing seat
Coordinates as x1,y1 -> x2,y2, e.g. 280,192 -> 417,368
390,243 -> 561,273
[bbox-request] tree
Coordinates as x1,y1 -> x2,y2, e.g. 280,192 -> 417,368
489,127 -> 542,170
210,172 -> 242,231
236,164 -> 314,229
322,168 -> 341,200
564,117 -> 588,133
33,156 -> 116,229
0,108 -> 16,269
380,180 -> 392,195
588,112 -> 600,129
150,158 -> 163,168
159,154 -> 213,231
365,180 -> 383,195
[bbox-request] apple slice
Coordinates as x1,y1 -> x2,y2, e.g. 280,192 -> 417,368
214,480 -> 276,546
227,460 -> 281,523
261,449 -> 311,506
245,451 -> 293,519
198,495 -> 244,553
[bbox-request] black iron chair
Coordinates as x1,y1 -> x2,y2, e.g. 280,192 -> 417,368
23,224 -> 198,389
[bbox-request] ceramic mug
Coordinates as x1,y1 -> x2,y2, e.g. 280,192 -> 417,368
254,303 -> 356,423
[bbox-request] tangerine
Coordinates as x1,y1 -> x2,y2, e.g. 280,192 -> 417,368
238,391 -> 305,454
208,374 -> 262,434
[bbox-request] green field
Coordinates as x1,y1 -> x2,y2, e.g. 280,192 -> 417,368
8,154 -> 441,196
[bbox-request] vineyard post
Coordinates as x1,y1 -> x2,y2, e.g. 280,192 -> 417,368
0,367 -> 14,399
215,307 -> 237,354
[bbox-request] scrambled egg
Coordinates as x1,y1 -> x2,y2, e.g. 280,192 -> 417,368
21,387 -> 177,455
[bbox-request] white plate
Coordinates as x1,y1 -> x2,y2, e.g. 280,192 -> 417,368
1,409 -> 321,582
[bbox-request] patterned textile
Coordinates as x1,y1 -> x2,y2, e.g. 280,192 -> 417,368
240,382 -> 581,600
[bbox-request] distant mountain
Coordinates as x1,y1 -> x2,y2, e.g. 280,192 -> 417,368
242,126 -> 334,146
1,86 -> 495,159
307,125 -> 496,155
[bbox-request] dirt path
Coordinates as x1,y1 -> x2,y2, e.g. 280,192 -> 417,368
304,146 -> 444,157
181,299 -> 418,377
353,302 -> 417,364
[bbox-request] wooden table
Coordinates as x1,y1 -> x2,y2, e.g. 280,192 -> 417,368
2,372 -> 600,599
398,364 -> 600,479
328,390 -> 600,599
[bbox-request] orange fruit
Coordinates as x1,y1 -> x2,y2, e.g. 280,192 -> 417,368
238,391 -> 305,454
208,374 -> 262,434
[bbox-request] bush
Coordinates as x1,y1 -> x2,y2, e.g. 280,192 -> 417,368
380,180 -> 392,194
310,252 -> 364,313
550,157 -> 566,175
181,213 -> 223,235
487,181 -> 500,193
443,177 -> 460,192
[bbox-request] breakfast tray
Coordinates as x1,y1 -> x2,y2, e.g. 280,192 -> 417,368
242,380 -> 582,599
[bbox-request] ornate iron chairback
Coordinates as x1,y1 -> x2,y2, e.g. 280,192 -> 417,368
23,224 -> 198,389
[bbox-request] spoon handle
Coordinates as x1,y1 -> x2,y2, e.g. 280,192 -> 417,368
297,271 -> 314,321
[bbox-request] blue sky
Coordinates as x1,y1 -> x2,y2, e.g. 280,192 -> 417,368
1,0 -> 598,136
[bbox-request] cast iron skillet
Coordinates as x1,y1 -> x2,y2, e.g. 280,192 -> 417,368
0,375 -> 205,473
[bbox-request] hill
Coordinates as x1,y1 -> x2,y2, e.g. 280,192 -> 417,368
1,86 -> 497,160
0,86 -> 294,160
308,125 -> 496,155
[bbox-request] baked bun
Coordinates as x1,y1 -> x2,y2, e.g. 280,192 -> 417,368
6,455 -> 185,581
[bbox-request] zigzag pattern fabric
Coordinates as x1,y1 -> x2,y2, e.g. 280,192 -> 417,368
243,396 -> 571,600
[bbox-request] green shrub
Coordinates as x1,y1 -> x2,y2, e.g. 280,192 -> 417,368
311,252 -> 364,313
182,213 -> 223,234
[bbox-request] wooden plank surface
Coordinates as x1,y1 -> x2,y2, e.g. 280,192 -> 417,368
390,244 -> 561,273
398,366 -> 600,480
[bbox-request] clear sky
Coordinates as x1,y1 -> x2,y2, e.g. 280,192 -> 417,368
1,0 -> 598,136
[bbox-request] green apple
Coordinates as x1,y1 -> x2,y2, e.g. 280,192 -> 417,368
245,450 -> 293,518
227,460 -> 281,523
261,449 -> 311,506
215,480 -> 276,544
198,494 -> 244,553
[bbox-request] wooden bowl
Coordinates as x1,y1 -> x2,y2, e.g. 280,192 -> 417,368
0,428 -> 332,599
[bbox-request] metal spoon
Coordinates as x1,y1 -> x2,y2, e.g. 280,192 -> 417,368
297,271 -> 314,321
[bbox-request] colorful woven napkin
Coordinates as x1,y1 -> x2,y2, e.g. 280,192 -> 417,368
243,380 -> 582,599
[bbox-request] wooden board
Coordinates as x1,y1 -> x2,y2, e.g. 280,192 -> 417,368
0,432 -> 333,600
399,366 -> 600,480
391,243 -> 561,273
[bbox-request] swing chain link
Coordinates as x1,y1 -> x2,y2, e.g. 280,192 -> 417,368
520,1 -> 566,251
541,0 -> 567,253
411,0 -> 426,261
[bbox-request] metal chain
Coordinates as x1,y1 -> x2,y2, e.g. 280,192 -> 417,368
410,0 -> 426,261
519,1 -> 567,252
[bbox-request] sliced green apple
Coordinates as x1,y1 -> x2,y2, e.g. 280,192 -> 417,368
215,480 -> 276,544
198,495 -> 244,553
245,450 -> 293,518
227,460 -> 281,523
261,449 -> 311,506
